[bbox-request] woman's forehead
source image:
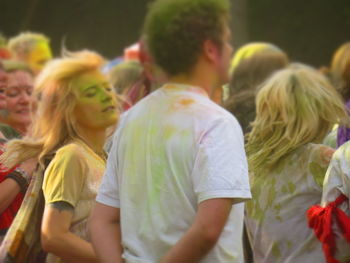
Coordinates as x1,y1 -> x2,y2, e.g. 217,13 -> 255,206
7,71 -> 33,87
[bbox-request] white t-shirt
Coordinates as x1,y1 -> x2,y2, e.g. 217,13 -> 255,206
97,83 -> 251,263
321,141 -> 350,262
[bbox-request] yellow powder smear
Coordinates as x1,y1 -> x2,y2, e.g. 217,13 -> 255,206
179,98 -> 194,106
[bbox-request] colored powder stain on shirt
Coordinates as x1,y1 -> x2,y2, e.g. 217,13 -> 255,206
274,158 -> 287,174
179,98 -> 195,106
271,242 -> 281,258
309,162 -> 326,188
273,202 -> 282,221
246,177 -> 267,222
281,185 -> 288,194
275,215 -> 282,222
164,125 -> 177,140
147,126 -> 167,207
287,182 -> 296,194
274,203 -> 281,212
148,158 -> 166,206
267,177 -> 277,207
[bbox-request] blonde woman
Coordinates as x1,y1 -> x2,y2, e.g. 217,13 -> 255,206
245,64 -> 347,263
1,50 -> 119,263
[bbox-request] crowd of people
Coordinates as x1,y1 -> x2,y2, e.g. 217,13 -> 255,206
0,0 -> 349,262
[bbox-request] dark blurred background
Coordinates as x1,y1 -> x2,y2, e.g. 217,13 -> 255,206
1,0 -> 350,68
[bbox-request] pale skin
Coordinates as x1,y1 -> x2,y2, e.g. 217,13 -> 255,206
89,203 -> 124,263
41,202 -> 98,263
90,23 -> 235,262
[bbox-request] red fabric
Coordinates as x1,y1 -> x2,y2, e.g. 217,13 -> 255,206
122,72 -> 151,111
307,194 -> 350,263
0,149 -> 23,233
0,48 -> 11,59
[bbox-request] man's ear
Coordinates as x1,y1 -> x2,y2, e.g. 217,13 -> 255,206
202,39 -> 219,63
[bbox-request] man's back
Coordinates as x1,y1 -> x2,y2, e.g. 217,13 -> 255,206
100,83 -> 250,262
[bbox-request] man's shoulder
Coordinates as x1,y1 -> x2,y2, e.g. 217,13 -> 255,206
196,100 -> 241,128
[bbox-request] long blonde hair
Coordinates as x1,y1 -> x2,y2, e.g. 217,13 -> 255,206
1,50 -> 107,168
246,63 -> 348,176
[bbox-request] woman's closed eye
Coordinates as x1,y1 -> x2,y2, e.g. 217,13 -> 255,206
84,86 -> 98,97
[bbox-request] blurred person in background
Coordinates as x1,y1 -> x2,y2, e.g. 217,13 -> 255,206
0,33 -> 11,59
7,32 -> 52,76
0,61 -> 34,137
224,42 -> 289,134
0,62 -> 36,243
322,42 -> 350,148
107,60 -> 145,110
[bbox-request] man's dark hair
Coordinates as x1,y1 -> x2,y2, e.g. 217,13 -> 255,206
144,0 -> 230,76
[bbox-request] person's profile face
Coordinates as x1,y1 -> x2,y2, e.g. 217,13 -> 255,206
217,22 -> 234,86
0,71 -> 8,110
73,70 -> 118,130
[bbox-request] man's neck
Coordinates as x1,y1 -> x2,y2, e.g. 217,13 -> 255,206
168,66 -> 222,104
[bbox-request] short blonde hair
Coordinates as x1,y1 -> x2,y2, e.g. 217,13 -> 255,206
1,50 -> 112,168
246,63 -> 348,176
7,32 -> 50,59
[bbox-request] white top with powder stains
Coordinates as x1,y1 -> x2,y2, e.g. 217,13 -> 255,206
321,141 -> 350,262
246,143 -> 334,263
97,83 -> 251,263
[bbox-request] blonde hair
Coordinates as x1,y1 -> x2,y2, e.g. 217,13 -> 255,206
329,42 -> 350,100
246,63 -> 347,176
1,50 -> 107,168
7,32 -> 50,59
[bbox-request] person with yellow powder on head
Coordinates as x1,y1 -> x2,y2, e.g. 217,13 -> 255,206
0,50 -> 119,262
7,32 -> 52,76
245,63 -> 348,263
90,0 -> 251,262
224,42 -> 289,134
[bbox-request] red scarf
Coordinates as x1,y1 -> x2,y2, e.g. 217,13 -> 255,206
307,194 -> 350,263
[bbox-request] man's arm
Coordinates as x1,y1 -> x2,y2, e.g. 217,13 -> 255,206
89,202 -> 124,263
159,198 -> 233,263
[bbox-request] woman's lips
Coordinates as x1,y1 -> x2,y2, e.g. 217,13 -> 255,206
102,105 -> 115,112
